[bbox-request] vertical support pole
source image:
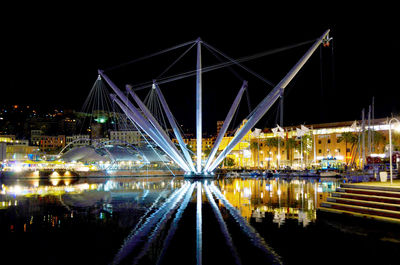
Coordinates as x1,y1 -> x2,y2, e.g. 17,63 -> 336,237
280,93 -> 284,127
372,97 -> 375,152
372,97 -> 375,171
278,92 -> 284,169
358,121 -> 361,169
361,109 -> 366,170
196,38 -> 202,173
368,105 -> 371,155
301,136 -> 303,169
389,121 -> 393,185
313,126 -> 316,164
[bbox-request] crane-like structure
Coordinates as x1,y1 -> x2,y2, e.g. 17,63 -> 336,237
99,30 -> 332,175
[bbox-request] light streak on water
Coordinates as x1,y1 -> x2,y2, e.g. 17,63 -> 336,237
196,182 -> 202,265
203,183 -> 242,265
129,190 -> 168,238
132,182 -> 192,264
140,189 -> 149,200
156,182 -> 196,265
210,183 -> 283,265
112,182 -> 189,265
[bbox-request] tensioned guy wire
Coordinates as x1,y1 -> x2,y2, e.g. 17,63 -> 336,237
127,38 -> 316,91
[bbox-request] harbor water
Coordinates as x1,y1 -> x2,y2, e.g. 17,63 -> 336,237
0,176 -> 399,264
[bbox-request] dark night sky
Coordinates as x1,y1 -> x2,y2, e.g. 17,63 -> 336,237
1,4 -> 399,133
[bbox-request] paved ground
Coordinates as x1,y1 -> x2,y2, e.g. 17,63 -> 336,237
351,179 -> 400,188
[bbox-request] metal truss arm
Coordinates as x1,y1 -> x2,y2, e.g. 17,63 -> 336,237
208,30 -> 331,172
203,80 -> 247,172
126,85 -> 192,171
111,95 -> 191,171
99,70 -> 190,171
154,82 -> 196,172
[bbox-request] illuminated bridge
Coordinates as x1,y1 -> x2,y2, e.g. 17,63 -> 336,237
96,30 -> 331,176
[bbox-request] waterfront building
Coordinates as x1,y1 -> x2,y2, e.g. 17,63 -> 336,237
65,134 -> 90,146
171,136 -> 215,160
30,130 -> 43,146
216,120 -> 224,135
0,135 -> 29,146
5,144 -> 40,161
245,117 -> 400,170
58,117 -> 77,135
109,130 -> 143,146
217,120 -> 252,168
39,135 -> 66,153
0,134 -> 40,161
0,135 -> 16,143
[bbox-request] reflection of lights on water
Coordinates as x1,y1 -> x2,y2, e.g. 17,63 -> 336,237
104,180 -> 113,191
12,185 -> 22,195
243,187 -> 251,198
273,210 -> 285,227
277,189 -> 281,196
298,211 -> 310,227
51,179 -> 59,186
80,183 -> 90,190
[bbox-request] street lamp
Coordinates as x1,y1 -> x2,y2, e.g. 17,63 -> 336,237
388,118 -> 400,184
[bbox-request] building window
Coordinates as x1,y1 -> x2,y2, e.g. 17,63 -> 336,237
318,140 -> 321,144
318,149 -> 322,154
327,139 -> 331,144
346,148 -> 350,153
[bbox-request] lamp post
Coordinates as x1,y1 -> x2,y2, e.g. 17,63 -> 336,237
388,118 -> 400,185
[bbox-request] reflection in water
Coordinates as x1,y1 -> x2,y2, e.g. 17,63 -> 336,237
0,177 -> 184,233
0,177 -> 340,230
203,183 -> 241,265
217,178 -> 340,227
0,176 -> 341,264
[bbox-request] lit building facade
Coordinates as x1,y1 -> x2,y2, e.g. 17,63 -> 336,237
65,135 -> 90,146
246,117 -> 399,170
110,130 -> 143,146
39,135 -> 66,153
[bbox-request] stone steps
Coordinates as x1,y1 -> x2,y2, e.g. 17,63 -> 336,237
319,183 -> 400,223
326,197 -> 400,211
